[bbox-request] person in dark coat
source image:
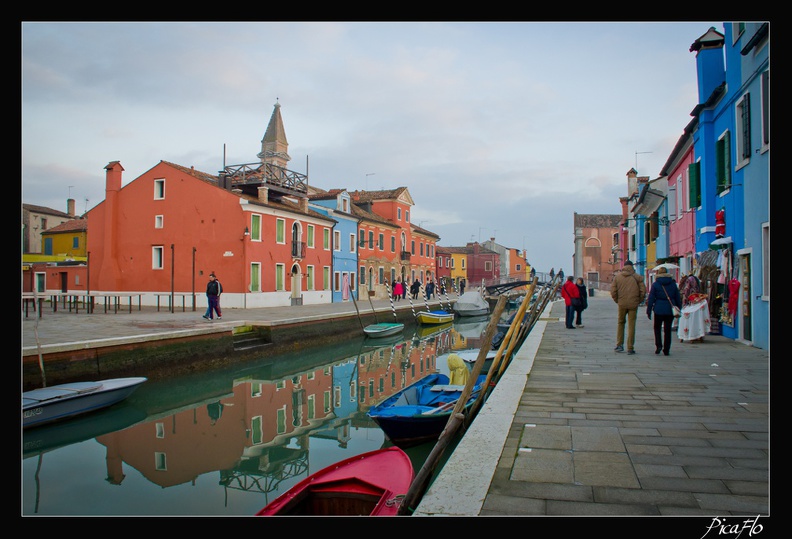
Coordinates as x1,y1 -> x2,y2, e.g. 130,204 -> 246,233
410,279 -> 421,300
574,277 -> 588,327
646,267 -> 683,356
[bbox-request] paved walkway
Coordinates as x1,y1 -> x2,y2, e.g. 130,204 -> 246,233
21,294 -> 770,519
415,296 -> 770,519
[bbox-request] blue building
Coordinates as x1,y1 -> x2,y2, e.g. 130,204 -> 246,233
688,24 -> 769,348
309,189 -> 359,303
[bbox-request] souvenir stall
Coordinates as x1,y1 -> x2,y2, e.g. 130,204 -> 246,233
676,234 -> 735,343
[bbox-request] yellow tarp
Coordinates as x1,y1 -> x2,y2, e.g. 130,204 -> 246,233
447,353 -> 469,386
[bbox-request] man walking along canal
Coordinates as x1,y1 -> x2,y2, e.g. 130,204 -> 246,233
610,260 -> 646,355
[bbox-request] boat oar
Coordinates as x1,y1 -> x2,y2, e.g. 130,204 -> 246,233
349,287 -> 366,330
367,284 -> 379,323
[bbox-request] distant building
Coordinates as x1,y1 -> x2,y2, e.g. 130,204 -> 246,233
572,212 -> 621,291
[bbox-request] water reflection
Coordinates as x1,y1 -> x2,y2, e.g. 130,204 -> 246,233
22,318 -> 492,516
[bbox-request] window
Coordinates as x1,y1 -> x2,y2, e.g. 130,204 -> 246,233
334,230 -> 341,251
420,243 -> 424,256
152,246 -> 164,269
359,229 -> 365,249
688,161 -> 701,209
334,272 -> 341,292
349,272 -> 355,291
41,218 -> 48,230
306,266 -> 314,290
324,267 -> 330,290
451,259 -> 455,269
411,240 -> 415,255
390,268 -> 396,285
307,225 -> 315,248
342,198 -> 349,213
359,267 -> 366,285
378,266 -> 384,285
368,231 -> 374,249
461,259 -> 465,269
377,233 -> 383,251
397,208 -> 402,220
154,179 -> 165,199
735,93 -> 751,166
34,272 -> 45,293
250,263 -> 261,292
390,236 -> 395,252
761,70 -> 769,148
251,214 -> 261,241
72,237 -> 79,249
275,264 -> 285,291
485,261 -> 492,272
276,219 -> 285,243
716,131 -> 732,194
350,234 -> 356,252
516,263 -> 522,272
154,452 -> 167,471
405,210 -> 409,222
731,22 -> 745,43
155,215 -> 164,228
324,228 -> 330,250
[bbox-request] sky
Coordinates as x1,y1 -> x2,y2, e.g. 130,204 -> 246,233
21,21 -> 723,274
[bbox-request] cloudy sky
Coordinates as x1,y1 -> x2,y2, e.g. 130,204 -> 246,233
21,21 -> 722,273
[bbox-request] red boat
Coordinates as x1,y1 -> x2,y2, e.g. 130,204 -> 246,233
256,446 -> 414,516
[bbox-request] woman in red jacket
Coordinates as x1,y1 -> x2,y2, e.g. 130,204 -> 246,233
561,276 -> 581,329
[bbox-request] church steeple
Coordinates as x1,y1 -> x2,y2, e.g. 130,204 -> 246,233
257,100 -> 291,168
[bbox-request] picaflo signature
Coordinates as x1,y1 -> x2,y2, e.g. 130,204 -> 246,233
701,516 -> 763,539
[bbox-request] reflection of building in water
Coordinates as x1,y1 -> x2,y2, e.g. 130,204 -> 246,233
92,333 -> 449,499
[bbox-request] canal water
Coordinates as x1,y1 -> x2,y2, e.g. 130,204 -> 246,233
22,315 -> 497,516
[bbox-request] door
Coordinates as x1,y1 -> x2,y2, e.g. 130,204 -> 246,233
739,253 -> 752,342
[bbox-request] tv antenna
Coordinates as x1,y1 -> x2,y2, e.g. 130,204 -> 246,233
635,151 -> 652,172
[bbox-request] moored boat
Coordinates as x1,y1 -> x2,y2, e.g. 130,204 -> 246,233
415,310 -> 455,326
256,446 -> 414,516
452,291 -> 490,317
23,377 -> 148,429
363,322 -> 405,338
367,372 -> 487,448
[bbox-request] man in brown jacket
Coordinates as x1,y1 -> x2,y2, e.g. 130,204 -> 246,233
611,260 -> 646,355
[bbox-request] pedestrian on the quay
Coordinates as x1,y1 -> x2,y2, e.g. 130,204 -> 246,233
411,279 -> 422,300
393,278 -> 403,302
426,280 -> 435,300
646,267 -> 682,356
459,279 -> 466,295
574,277 -> 588,327
610,260 -> 646,354
203,272 -> 223,320
560,275 -> 580,329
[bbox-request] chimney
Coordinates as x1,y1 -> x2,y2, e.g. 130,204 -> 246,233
300,197 -> 308,212
257,186 -> 269,203
67,198 -> 75,217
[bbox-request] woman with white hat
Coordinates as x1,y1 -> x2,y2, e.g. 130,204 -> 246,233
646,267 -> 683,356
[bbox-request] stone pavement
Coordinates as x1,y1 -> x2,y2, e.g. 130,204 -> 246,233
21,293 -> 771,522
414,295 -> 770,520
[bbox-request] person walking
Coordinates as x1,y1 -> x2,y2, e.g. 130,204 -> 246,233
574,277 -> 588,327
610,260 -> 646,354
202,273 -> 223,320
459,279 -> 466,295
410,279 -> 422,300
426,280 -> 435,300
560,276 -> 580,329
393,278 -> 403,302
646,267 -> 682,356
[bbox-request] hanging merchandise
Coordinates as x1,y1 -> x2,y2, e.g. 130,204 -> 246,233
727,278 -> 740,317
715,207 -> 726,237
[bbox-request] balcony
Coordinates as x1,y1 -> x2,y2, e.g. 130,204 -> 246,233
292,241 -> 306,259
400,251 -> 411,262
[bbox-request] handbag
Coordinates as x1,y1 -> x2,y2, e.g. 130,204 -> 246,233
662,285 -> 681,318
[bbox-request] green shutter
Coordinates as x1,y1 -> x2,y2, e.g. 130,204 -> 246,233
688,162 -> 701,208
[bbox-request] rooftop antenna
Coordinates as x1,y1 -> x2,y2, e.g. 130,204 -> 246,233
84,197 -> 89,214
365,173 -> 375,190
635,150 -> 652,172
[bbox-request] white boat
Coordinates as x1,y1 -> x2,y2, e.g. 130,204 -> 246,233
453,292 -> 490,317
415,310 -> 455,325
23,377 -> 147,429
363,322 -> 405,338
